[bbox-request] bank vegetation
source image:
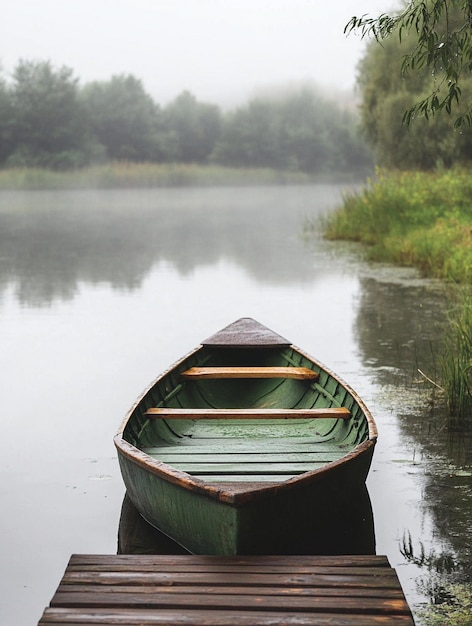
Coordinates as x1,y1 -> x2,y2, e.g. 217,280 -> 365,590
323,1 -> 472,436
326,169 -> 472,283
328,6 -> 472,619
324,168 -> 472,432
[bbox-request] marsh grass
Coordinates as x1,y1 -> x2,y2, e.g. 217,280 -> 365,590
326,169 -> 472,429
325,169 -> 472,282
0,162 -> 312,189
439,289 -> 472,430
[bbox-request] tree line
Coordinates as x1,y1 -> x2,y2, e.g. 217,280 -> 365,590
0,59 -> 372,174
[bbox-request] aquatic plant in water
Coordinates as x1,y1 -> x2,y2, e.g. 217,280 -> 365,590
440,289 -> 472,430
400,532 -> 472,626
417,582 -> 472,625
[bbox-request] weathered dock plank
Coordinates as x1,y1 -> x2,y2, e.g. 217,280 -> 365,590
38,554 -> 415,625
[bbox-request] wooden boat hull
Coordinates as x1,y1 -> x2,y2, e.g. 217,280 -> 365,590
114,318 -> 377,555
117,486 -> 376,555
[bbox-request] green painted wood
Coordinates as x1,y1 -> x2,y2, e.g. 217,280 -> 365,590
184,471 -> 300,485
148,440 -> 340,451
114,318 -> 378,555
145,452 -> 344,463
164,463 -> 329,474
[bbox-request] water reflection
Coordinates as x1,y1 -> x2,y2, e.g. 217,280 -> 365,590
0,186 -> 350,307
354,270 -> 472,595
118,493 -> 190,555
117,488 -> 376,556
2,184 -> 471,625
355,274 -> 448,386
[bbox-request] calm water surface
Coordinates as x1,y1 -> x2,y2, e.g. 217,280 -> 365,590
0,186 -> 470,625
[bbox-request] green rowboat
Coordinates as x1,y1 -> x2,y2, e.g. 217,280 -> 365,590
114,318 -> 377,555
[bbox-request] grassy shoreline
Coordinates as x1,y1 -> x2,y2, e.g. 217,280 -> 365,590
324,168 -> 472,284
0,162 -> 333,190
323,168 -> 472,429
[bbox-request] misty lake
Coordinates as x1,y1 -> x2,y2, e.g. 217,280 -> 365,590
0,185 -> 471,625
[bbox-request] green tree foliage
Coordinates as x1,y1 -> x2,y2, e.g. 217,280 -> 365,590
7,60 -> 87,168
161,91 -> 221,162
81,74 -> 162,161
212,89 -> 372,174
346,0 -> 472,126
0,59 -> 372,175
355,3 -> 472,169
0,75 -> 14,163
212,99 -> 281,168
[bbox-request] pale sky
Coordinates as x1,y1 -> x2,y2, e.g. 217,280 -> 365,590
1,1 -> 397,106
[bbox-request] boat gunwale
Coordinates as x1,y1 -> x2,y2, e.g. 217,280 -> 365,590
114,341 -> 377,506
115,435 -> 376,505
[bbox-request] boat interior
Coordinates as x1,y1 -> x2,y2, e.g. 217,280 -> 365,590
124,346 -> 369,484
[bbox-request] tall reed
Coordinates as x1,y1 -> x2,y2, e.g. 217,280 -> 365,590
440,289 -> 472,430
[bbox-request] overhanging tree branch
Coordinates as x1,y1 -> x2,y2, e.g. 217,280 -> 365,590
345,1 -> 472,126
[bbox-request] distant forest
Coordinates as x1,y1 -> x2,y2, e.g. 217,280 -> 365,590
0,60 -> 372,175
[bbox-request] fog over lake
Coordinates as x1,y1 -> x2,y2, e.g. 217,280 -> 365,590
2,1 -> 393,105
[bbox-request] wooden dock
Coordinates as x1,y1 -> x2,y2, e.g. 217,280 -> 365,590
38,554 -> 415,625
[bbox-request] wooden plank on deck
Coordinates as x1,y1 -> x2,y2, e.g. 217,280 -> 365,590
38,554 -> 415,625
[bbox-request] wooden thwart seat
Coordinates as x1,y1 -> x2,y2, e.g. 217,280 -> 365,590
145,407 -> 351,420
181,366 -> 319,380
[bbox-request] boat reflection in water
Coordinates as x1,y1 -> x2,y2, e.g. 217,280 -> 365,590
117,487 -> 375,556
